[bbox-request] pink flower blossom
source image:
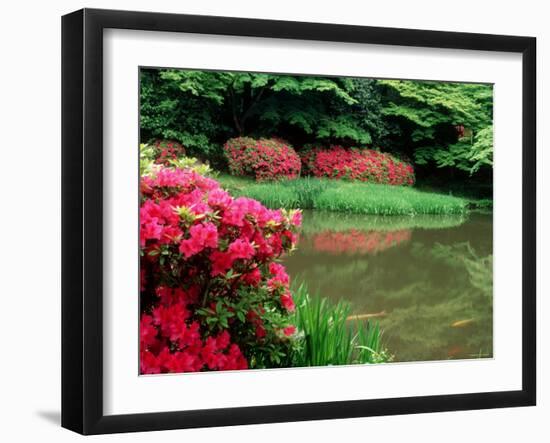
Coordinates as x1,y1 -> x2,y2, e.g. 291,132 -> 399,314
228,238 -> 255,261
224,137 -> 301,182
300,146 -> 415,185
283,325 -> 296,336
280,291 -> 295,312
140,164 -> 300,374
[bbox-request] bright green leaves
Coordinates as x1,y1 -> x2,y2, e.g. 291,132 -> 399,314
468,125 -> 494,173
380,80 -> 492,130
140,68 -> 376,155
316,116 -> 373,144
160,69 -> 229,104
414,126 -> 494,175
271,76 -> 302,93
380,79 -> 493,175
140,68 -> 494,177
440,125 -> 494,174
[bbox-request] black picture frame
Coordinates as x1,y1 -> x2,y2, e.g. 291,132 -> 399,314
61,8 -> 537,435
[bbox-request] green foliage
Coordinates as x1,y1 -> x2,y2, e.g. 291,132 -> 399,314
139,142 -> 216,177
217,175 -> 468,216
140,68 -> 381,159
467,125 -> 494,173
139,142 -> 157,176
415,126 -> 493,175
168,156 -> 217,177
140,68 -> 494,183
140,70 -> 228,164
291,283 -> 390,367
380,80 -> 492,131
315,116 -> 372,144
379,80 -> 493,175
347,78 -> 393,146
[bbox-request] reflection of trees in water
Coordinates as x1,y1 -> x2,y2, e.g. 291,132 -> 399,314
378,286 -> 493,362
378,241 -> 493,361
284,232 -> 493,362
431,242 -> 493,297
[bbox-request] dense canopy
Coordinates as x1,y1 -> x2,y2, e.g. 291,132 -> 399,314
140,68 -> 493,183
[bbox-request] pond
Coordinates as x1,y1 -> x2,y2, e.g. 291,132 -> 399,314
283,210 -> 493,363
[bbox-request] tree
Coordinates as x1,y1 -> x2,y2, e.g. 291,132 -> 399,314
140,69 -> 494,180
346,78 -> 392,147
378,80 -> 493,175
140,70 -> 232,164
140,69 -> 378,159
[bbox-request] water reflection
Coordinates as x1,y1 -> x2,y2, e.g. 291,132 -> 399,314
306,230 -> 411,256
283,210 -> 493,362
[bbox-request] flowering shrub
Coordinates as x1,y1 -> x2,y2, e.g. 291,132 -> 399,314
152,139 -> 187,165
224,137 -> 301,181
309,229 -> 411,255
140,165 -> 302,374
300,146 -> 415,185
140,142 -> 214,177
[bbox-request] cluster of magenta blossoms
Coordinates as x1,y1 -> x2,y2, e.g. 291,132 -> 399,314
300,146 -> 415,186
224,137 -> 301,181
140,165 -> 302,374
151,139 -> 187,166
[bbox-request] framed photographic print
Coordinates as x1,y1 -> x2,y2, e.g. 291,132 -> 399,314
61,8 -> 536,435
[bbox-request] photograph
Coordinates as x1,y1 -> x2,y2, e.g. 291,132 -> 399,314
138,68 -> 494,374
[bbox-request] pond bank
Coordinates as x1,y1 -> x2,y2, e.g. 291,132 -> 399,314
217,174 -> 473,216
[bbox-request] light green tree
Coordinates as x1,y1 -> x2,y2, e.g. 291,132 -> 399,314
379,80 -> 493,174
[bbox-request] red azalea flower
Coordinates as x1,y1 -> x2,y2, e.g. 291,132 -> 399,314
283,325 -> 296,336
280,291 -> 295,312
140,314 -> 158,348
242,268 -> 261,286
298,146 -> 414,185
255,324 -> 267,339
140,350 -> 161,374
228,238 -> 255,261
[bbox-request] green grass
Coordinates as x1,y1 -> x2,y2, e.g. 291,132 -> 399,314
217,174 -> 468,216
315,182 -> 467,215
466,198 -> 493,211
215,174 -> 252,193
291,283 -> 390,367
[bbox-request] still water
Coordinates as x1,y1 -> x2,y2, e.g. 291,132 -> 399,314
283,210 -> 493,362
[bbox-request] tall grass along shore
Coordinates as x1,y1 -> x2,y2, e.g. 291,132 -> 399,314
218,174 -> 468,216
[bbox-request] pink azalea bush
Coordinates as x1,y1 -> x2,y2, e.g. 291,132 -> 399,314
140,165 -> 302,373
152,139 -> 186,166
300,146 -> 415,186
224,137 -> 301,181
